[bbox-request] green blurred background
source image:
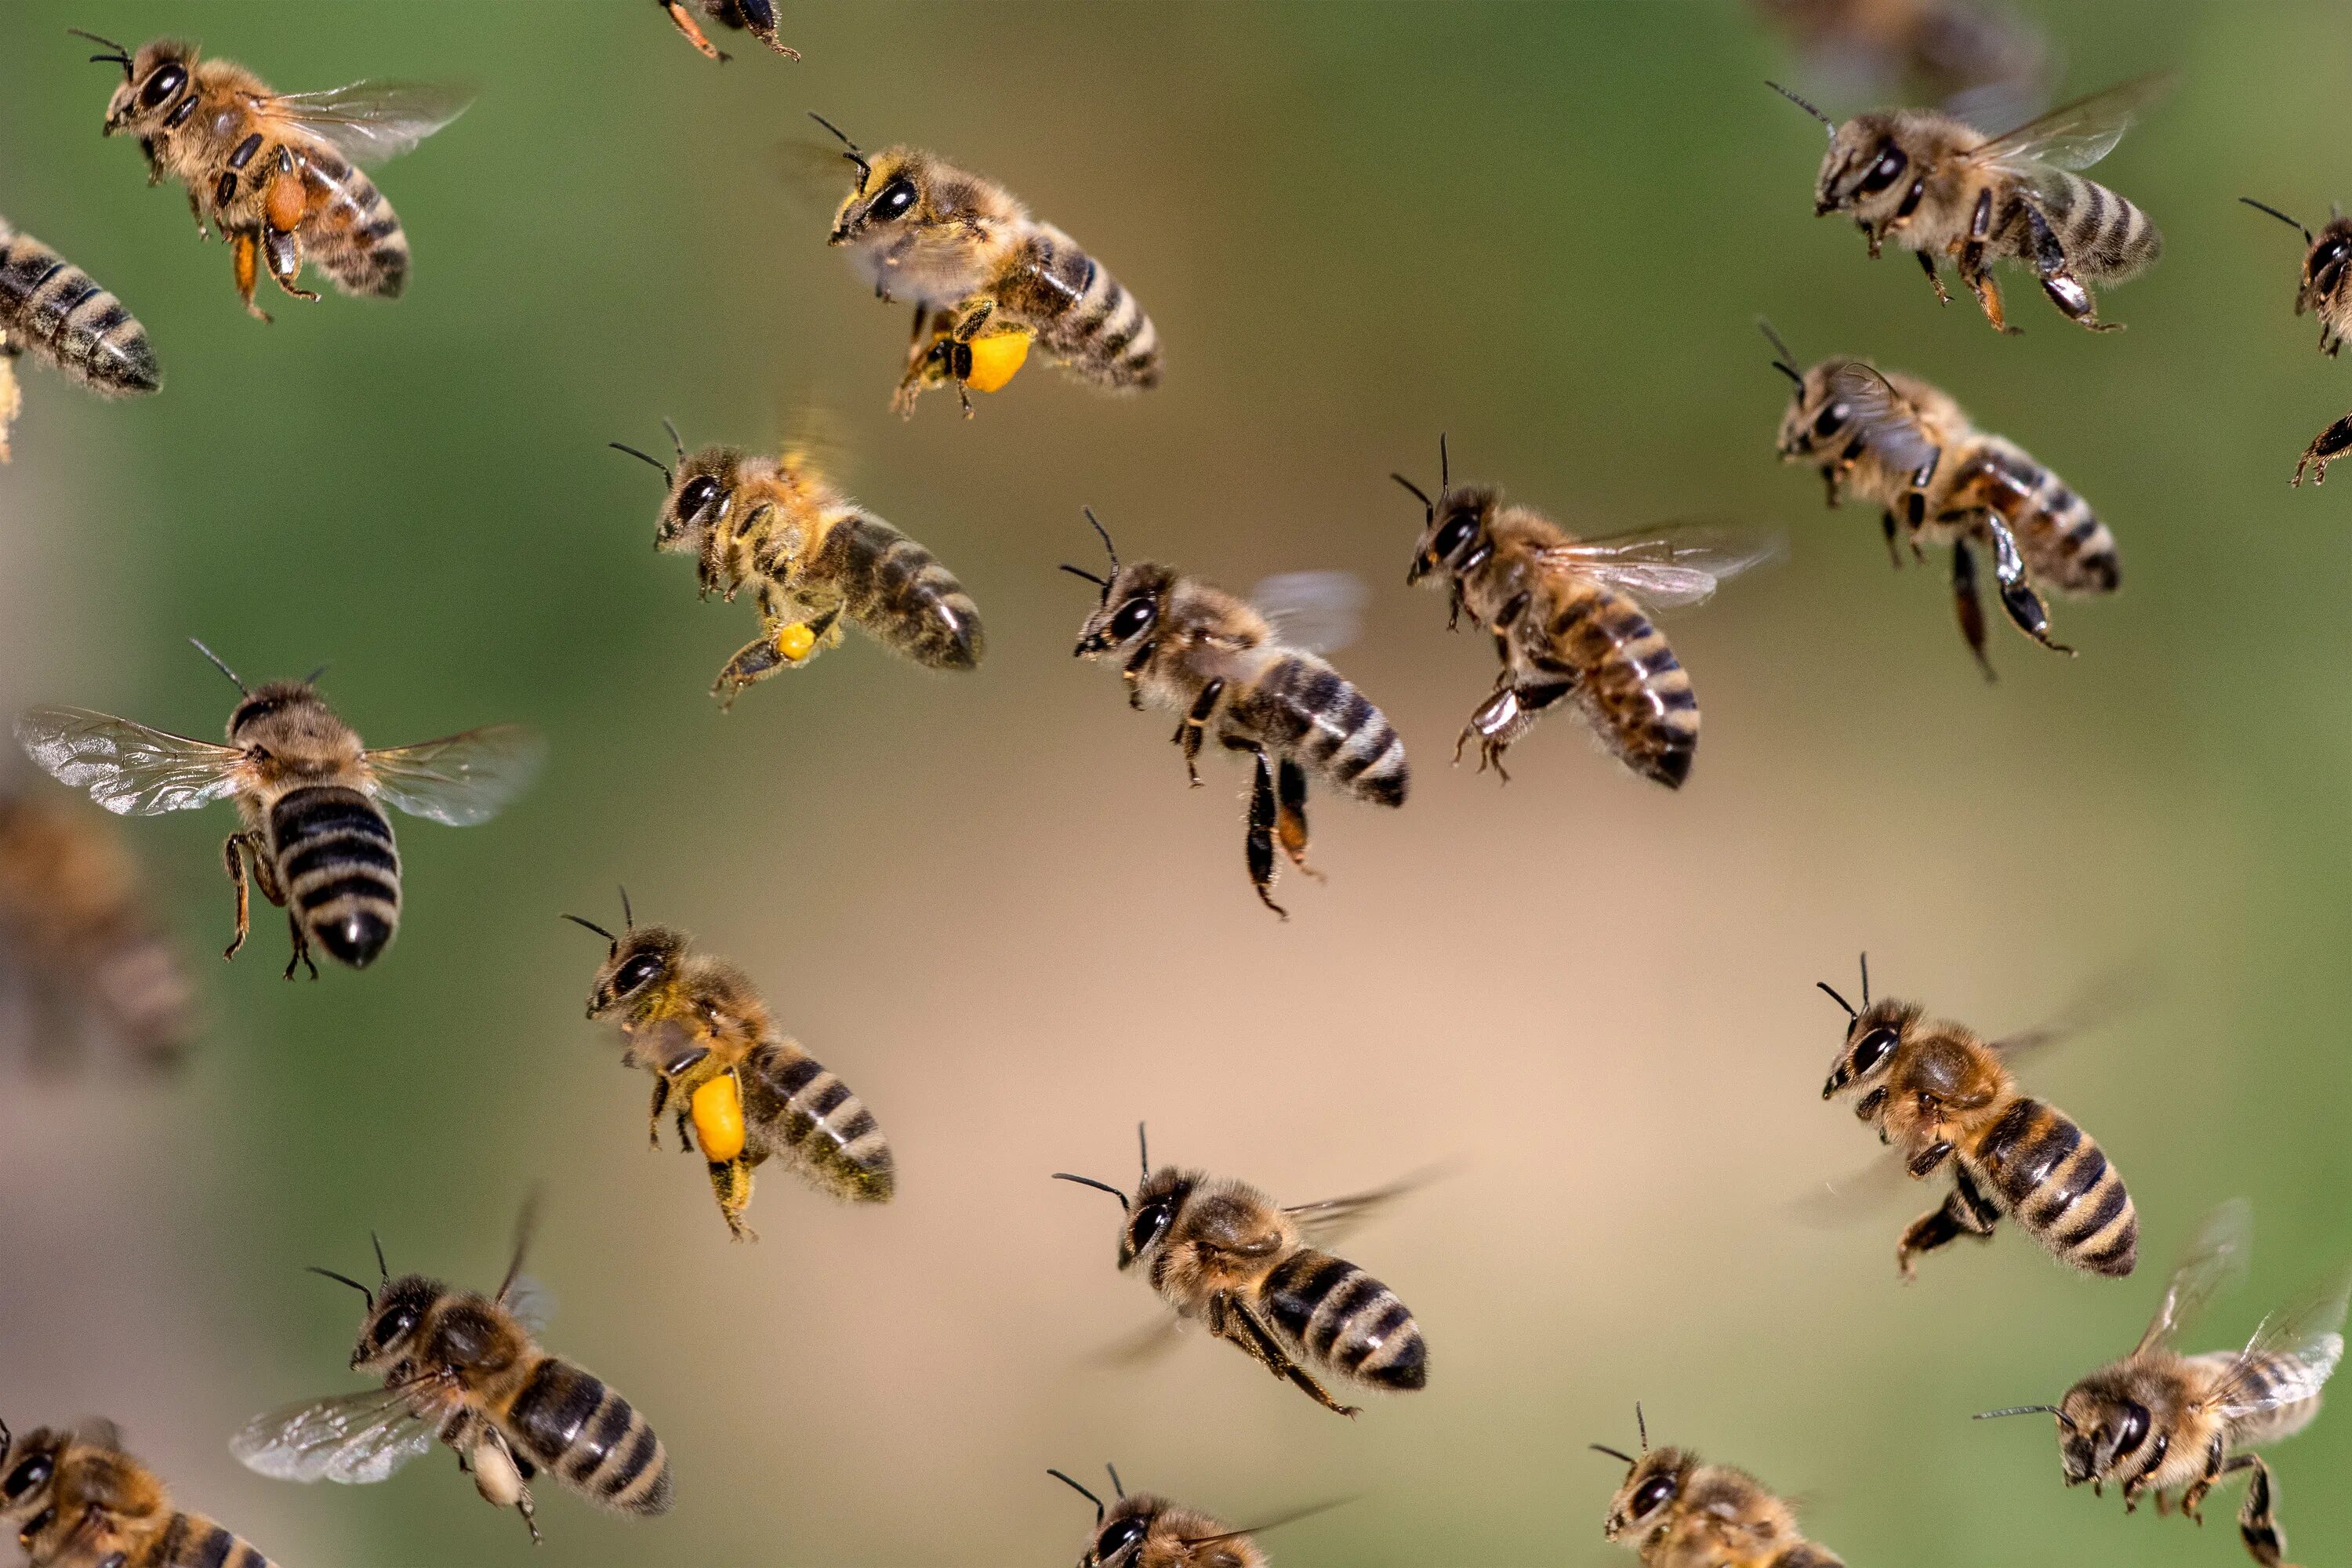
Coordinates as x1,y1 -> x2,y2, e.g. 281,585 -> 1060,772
4,1 -> 2351,1564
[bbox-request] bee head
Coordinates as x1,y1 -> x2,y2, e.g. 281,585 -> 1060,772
568,887 -> 686,1019
809,113 -> 924,245
2304,216 -> 2352,318
1394,437 -> 1493,587
1049,1465 -> 1156,1568
1064,509 -> 1171,659
1756,321 -> 1837,459
0,1426 -> 66,1534
1592,1407 -> 1690,1542
613,423 -> 736,556
92,38 -> 194,136
1817,953 -> 1913,1098
1053,1123 -> 1189,1270
2056,1379 -> 2151,1487
1812,111 -> 1912,220
349,1273 -> 441,1377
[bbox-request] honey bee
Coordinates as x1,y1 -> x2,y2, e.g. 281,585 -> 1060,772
0,790 -> 194,1070
568,891 -> 894,1241
609,422 -> 984,706
1762,322 -> 2116,677
809,114 -> 1161,419
1053,1124 -> 1427,1417
74,31 -> 470,321
13,639 -> 542,978
234,1202 -> 673,1544
655,0 -> 798,61
1773,73 -> 2166,333
1,1417 -> 281,1568
1063,510 -> 1406,918
0,212 -> 161,463
2238,198 -> 2352,486
1593,1406 -> 1845,1568
1815,955 -> 2136,1282
1392,438 -> 1774,786
1046,1466 -> 1272,1568
1976,1200 -> 2351,1568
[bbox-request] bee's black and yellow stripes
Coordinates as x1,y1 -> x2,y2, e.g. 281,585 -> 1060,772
744,1039 -> 895,1202
815,513 -> 984,671
2031,172 -> 2162,281
1256,1249 -> 1427,1392
999,223 -> 1160,391
294,147 -> 409,299
503,1359 -> 673,1515
147,1510 -> 274,1568
1528,579 -> 1698,789
1235,654 -> 1409,808
267,784 -> 400,968
1969,1097 -> 2137,1277
0,217 -> 160,396
1944,441 -> 2120,596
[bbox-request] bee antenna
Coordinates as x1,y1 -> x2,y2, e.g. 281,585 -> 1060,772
1816,981 -> 1857,1019
2240,197 -> 2314,243
1390,472 -> 1434,518
660,417 -> 688,465
562,913 -> 618,947
187,637 -> 249,695
1136,1120 -> 1149,1179
1973,1404 -> 2074,1431
1756,318 -> 1806,384
1051,1172 -> 1130,1212
807,111 -> 872,181
1105,1463 -> 1123,1499
1081,506 -> 1120,576
618,885 -> 634,929
1635,1402 -> 1649,1453
371,1231 -> 389,1283
499,1189 -> 542,1305
307,1265 -> 375,1306
1859,952 -> 1870,1007
608,442 -> 673,487
303,663 -> 329,687
67,28 -> 132,76
1047,1468 -> 1106,1525
1766,79 -> 1835,135
1058,564 -> 1109,589
1589,1444 -> 1636,1466
1439,433 -> 1450,491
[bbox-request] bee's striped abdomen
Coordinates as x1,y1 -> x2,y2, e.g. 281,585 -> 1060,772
1236,652 -> 1409,807
1000,223 -> 1160,391
1534,578 -> 1698,789
1968,1096 -> 2136,1277
267,784 -> 400,969
1256,1249 -> 1426,1391
744,1038 -> 895,1202
1945,441 -> 2119,595
503,1358 -> 673,1516
297,148 -> 409,300
147,1510 -> 275,1568
819,514 -> 984,670
0,218 -> 160,396
2033,172 -> 2161,280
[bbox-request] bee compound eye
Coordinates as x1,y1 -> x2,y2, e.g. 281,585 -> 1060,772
1432,514 -> 1479,563
1098,1517 -> 1148,1560
874,177 -> 917,220
140,62 -> 186,107
615,953 -> 664,994
1109,597 -> 1156,641
2,1455 -> 50,1500
1631,1475 -> 1675,1518
1813,401 -> 1849,438
1858,143 -> 1908,194
2111,1401 -> 2151,1457
1851,1026 -> 1898,1076
677,475 -> 721,521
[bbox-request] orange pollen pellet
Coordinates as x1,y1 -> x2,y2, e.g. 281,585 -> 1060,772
691,1073 -> 746,1162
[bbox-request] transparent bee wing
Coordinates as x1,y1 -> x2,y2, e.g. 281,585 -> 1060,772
1249,572 -> 1368,656
2212,1265 -> 2352,1419
14,707 -> 246,817
263,81 -> 474,166
503,1276 -> 557,1336
1969,71 -> 2172,174
2136,1199 -> 2253,1357
772,138 -> 864,218
1283,1166 -> 1443,1248
1084,1313 -> 1190,1369
1788,1148 -> 1909,1230
73,1416 -> 125,1452
1820,359 -> 1942,478
230,1387 -> 435,1485
1537,524 -> 1786,613
1988,960 -> 2157,1064
364,724 -> 544,827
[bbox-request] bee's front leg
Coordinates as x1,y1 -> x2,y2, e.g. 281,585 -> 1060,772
229,229 -> 270,323
1120,638 -> 1156,710
647,1076 -> 670,1150
1173,678 -> 1224,786
2293,410 -> 2352,487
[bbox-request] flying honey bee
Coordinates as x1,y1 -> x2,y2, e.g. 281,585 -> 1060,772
1976,1200 -> 2351,1568
1047,1465 -> 1344,1568
655,0 -> 798,60
234,1201 -> 674,1544
1052,1124 -> 1428,1417
0,212 -> 161,463
610,421 -> 984,706
1392,438 -> 1775,786
568,891 -> 894,1241
0,790 -> 194,1070
1762,322 -> 2116,677
1063,510 -> 1406,917
74,31 -> 470,321
13,640 -> 542,978
1814,955 -> 2136,1282
1593,1406 -> 1845,1568
2238,198 -> 2352,486
0,1417 -> 281,1568
808,114 -> 1161,419
1773,73 -> 2167,333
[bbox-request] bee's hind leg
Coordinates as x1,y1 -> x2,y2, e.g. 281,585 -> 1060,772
1274,757 -> 1322,881
2227,1454 -> 2292,1568
281,912 -> 318,982
1950,541 -> 1996,682
1206,1289 -> 1360,1417
1895,1167 -> 1999,1281
230,229 -> 271,323
220,833 -> 256,961
1238,746 -> 1287,919
712,607 -> 838,709
1982,518 -> 2072,656
1916,250 -> 1951,304
707,1158 -> 757,1242
2293,411 -> 2352,487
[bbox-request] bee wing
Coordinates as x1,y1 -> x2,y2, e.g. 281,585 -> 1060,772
1990,960 -> 2158,1064
1820,359 -> 1943,477
1537,524 -> 1786,614
2136,1199 -> 2253,1357
1282,1167 -> 1440,1247
2210,1265 -> 2352,1418
503,1276 -> 557,1336
1249,572 -> 1368,656
14,707 -> 248,817
230,1388 -> 435,1485
260,81 -> 474,166
1968,71 -> 2172,174
364,724 -> 544,827
1788,1149 -> 1910,1229
772,138 -> 864,217
1084,1313 -> 1191,1369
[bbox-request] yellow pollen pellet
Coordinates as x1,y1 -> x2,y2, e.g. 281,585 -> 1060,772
775,623 -> 817,662
964,329 -> 1032,394
691,1073 -> 746,1162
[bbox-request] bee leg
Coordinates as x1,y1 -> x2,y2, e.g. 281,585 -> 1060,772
1174,679 -> 1225,786
1820,464 -> 1842,509
659,0 -> 731,60
677,1107 -> 693,1152
1881,510 -> 1901,568
648,1077 -> 671,1150
1980,518 -> 2072,655
1243,750 -> 1287,919
1916,250 -> 1951,304
184,187 -> 209,239
281,911 -> 318,982
1121,638 -> 1157,711
1905,1138 -> 1956,1178
2292,411 -> 2352,487
1274,757 -> 1322,880
1959,252 -> 2020,336
2227,1454 -> 2292,1568
220,833 -> 256,961
708,1158 -> 757,1241
230,229 -> 272,323
1895,1167 -> 1999,1280
1208,1290 -> 1360,1417
1950,542 -> 1997,682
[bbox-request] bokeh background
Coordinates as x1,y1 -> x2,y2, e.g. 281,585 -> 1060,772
3,2 -> 2350,1564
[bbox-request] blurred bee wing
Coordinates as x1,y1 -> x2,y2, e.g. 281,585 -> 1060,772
1969,71 -> 2172,174
774,139 -> 863,217
2212,1264 -> 2352,1419
1249,572 -> 1368,656
1989,959 -> 2158,1064
264,81 -> 474,166
1283,1166 -> 1442,1247
1538,524 -> 1786,614
1788,1149 -> 1908,1229
1820,359 -> 1941,477
73,1416 -> 125,1452
2136,1199 -> 2252,1357
14,707 -> 246,817
365,724 -> 545,827
1085,1313 -> 1191,1369
503,1276 -> 557,1335
230,1388 -> 435,1484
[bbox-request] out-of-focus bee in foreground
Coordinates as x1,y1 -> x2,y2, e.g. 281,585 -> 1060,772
569,892 -> 894,1241
1815,955 -> 2136,1282
1773,72 -> 2167,333
74,30 -> 469,321
0,212 -> 160,462
1053,1124 -> 1428,1416
1,1417 -> 281,1568
1764,322 -> 2115,676
1064,511 -> 1404,918
809,114 -> 1160,419
1047,1465 -> 1340,1568
610,422 -> 983,706
0,790 -> 194,1070
2238,198 -> 2352,486
15,639 -> 542,978
1976,1200 -> 2350,1568
655,0 -> 797,61
1593,1406 -> 1844,1568
234,1201 -> 674,1544
1394,438 -> 1776,786
1751,0 -> 2049,132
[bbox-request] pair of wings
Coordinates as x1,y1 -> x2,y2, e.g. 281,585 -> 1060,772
245,81 -> 473,168
1817,360 -> 1944,480
2135,1200 -> 2352,1421
1967,73 -> 2171,180
14,707 -> 543,826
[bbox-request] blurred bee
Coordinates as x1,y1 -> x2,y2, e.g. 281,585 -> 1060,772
655,0 -> 798,61
2238,198 -> 2352,486
568,891 -> 894,1241
14,639 -> 542,978
234,1201 -> 673,1544
1773,73 -> 2167,333
1063,511 -> 1405,918
1976,1200 -> 2351,1568
0,1417 -> 281,1568
0,790 -> 194,1070
1593,1406 -> 1845,1568
1763,322 -> 2115,676
1752,0 -> 2049,131
610,421 -> 984,706
1393,438 -> 1775,786
809,114 -> 1161,419
1053,1124 -> 1428,1417
0,212 -> 161,462
1046,1465 -> 1348,1568
1815,954 -> 2136,1282
74,30 -> 470,321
